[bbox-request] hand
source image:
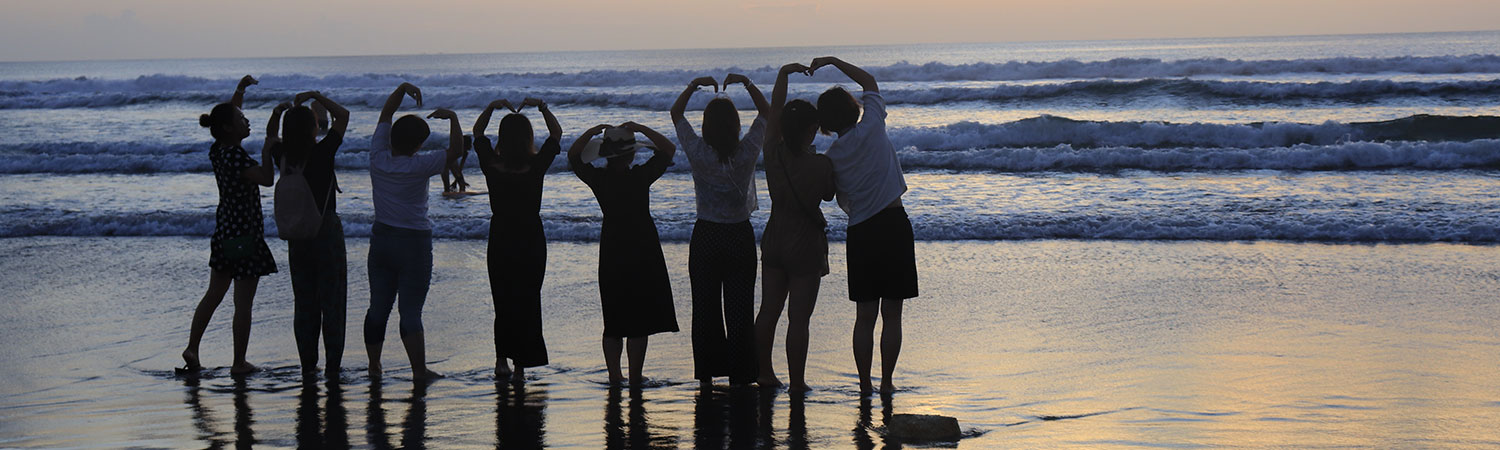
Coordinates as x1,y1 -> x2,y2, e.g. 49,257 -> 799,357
427,108 -> 456,120
521,97 -> 545,111
810,57 -> 839,72
488,99 -> 514,113
399,82 -> 423,108
294,91 -> 321,105
237,75 -> 258,90
274,101 -> 293,111
618,121 -> 646,133
585,124 -> 612,136
781,63 -> 812,76
723,73 -> 750,88
690,76 -> 718,93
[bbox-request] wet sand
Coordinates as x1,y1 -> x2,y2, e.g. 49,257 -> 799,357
1,237 -> 1498,448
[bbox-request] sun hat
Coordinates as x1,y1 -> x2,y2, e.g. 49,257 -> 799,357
581,126 -> 655,162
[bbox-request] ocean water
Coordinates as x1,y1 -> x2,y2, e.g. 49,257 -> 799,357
3,31 -> 1500,448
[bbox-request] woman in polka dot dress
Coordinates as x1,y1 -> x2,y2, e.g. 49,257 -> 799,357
181,75 -> 278,375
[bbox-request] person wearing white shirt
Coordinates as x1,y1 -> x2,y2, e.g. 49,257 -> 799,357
813,56 -> 919,395
670,74 -> 769,386
363,82 -> 467,382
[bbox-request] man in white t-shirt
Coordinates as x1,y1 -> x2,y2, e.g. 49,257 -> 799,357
813,56 -> 919,396
363,82 -> 467,382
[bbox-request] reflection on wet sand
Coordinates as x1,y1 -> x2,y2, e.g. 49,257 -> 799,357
854,395 -> 899,450
367,380 -> 428,450
605,388 -> 679,449
693,386 -> 760,448
296,379 -> 350,449
497,383 -> 547,448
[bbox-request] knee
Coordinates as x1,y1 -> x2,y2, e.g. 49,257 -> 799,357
398,313 -> 424,338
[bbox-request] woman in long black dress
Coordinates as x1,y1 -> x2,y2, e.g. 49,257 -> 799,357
567,121 -> 680,387
182,75 -> 277,375
472,97 -> 562,383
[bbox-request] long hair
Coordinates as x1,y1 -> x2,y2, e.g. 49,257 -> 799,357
496,113 -> 536,164
702,97 -> 741,163
780,99 -> 818,155
279,106 -> 317,166
199,102 -> 239,141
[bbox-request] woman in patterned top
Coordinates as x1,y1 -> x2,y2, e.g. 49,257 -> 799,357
182,75 -> 277,375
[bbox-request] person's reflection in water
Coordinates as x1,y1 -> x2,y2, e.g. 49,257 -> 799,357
183,375 -> 228,448
694,386 -> 760,449
297,380 -> 351,449
853,394 -> 900,450
232,377 -> 255,450
755,389 -> 812,450
787,393 -> 809,450
366,379 -> 430,449
497,382 -> 548,448
604,388 -> 678,449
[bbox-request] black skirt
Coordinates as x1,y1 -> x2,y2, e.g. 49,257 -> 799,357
845,207 -> 918,302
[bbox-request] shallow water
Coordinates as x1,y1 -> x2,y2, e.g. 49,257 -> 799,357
2,237 -> 1498,448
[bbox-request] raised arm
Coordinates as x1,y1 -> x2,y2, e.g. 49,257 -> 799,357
568,124 -> 613,167
230,75 -> 256,109
670,76 -> 718,124
473,99 -> 512,139
621,121 -> 675,159
296,91 -> 350,135
724,73 -> 769,118
811,56 -> 876,93
427,108 -> 465,164
767,63 -> 810,143
522,98 -> 562,140
265,101 -> 292,149
379,82 -> 423,124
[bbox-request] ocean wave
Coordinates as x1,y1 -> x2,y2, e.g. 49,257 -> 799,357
6,116 -> 1500,174
7,77 -> 1500,110
4,210 -> 1494,243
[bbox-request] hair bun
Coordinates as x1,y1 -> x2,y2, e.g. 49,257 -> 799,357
199,114 -> 213,128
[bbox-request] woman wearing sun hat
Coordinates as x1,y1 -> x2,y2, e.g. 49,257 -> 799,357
568,122 -> 680,387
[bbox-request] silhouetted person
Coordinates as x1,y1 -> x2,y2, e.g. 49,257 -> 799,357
270,90 -> 352,380
182,75 -> 275,375
472,97 -> 563,383
363,82 -> 465,382
671,74 -> 769,387
813,56 -> 918,395
754,63 -> 836,392
568,122 -> 680,387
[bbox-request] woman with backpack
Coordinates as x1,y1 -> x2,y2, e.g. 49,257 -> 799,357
269,90 -> 351,380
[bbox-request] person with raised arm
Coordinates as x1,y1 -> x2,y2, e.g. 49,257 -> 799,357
182,75 -> 276,375
472,97 -> 563,383
268,90 -> 351,380
670,74 -> 769,387
811,56 -> 919,395
753,63 -> 837,392
567,121 -> 680,387
363,82 -> 465,382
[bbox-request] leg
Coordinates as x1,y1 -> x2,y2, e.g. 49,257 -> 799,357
603,337 -> 624,385
184,269 -> 233,368
229,276 -> 260,374
755,266 -> 790,387
785,275 -> 821,392
723,224 -> 759,384
396,236 -> 435,380
626,336 -> 649,387
322,227 -> 348,378
289,240 -> 321,373
365,240 -> 400,377
853,301 -> 879,395
688,225 -> 727,382
879,298 -> 904,394
488,236 -> 512,379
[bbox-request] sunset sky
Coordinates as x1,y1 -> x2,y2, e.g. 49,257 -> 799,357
1,0 -> 1497,61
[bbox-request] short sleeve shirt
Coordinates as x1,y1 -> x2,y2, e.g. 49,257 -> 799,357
675,116 -> 766,223
369,121 -> 446,230
822,91 -> 907,226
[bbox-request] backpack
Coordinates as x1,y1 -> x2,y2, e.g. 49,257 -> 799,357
274,157 -> 333,240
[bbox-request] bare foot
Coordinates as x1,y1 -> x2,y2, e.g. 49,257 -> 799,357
368,362 -> 383,380
181,349 -> 201,369
859,380 -> 874,396
879,381 -> 896,395
757,376 -> 783,389
629,375 -> 645,389
325,367 -> 342,383
496,360 -> 512,380
230,362 -> 258,375
789,382 -> 812,393
415,368 -> 445,382
608,371 -> 624,386
511,366 -> 526,384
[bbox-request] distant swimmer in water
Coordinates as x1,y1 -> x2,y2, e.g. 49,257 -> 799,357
182,75 -> 277,375
472,97 -> 564,383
